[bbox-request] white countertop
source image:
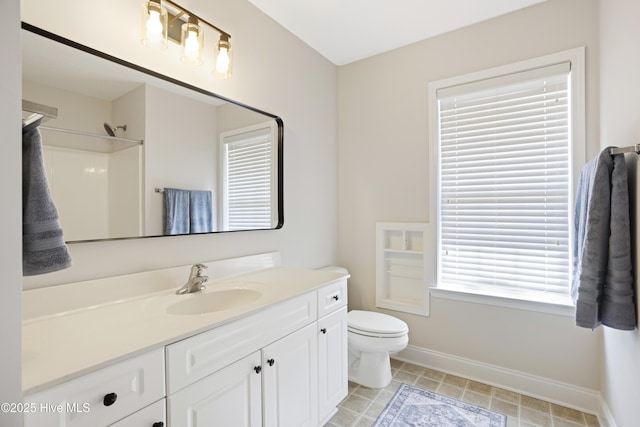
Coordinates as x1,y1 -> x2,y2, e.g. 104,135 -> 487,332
23,264 -> 346,395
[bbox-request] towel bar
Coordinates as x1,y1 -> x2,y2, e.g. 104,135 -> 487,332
609,144 -> 640,155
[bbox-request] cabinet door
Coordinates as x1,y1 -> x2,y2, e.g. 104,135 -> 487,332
263,323 -> 318,427
318,306 -> 348,422
168,351 -> 262,427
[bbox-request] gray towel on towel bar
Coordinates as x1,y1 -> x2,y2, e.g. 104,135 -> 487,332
22,125 -> 72,276
573,148 -> 636,330
189,190 -> 213,233
163,188 -> 190,235
601,154 -> 635,329
162,188 -> 213,234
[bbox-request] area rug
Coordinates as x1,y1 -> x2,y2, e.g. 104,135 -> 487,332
372,383 -> 507,427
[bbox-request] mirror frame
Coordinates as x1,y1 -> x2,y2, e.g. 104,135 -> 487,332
22,22 -> 284,242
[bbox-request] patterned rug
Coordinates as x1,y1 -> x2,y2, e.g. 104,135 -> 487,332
373,383 -> 507,427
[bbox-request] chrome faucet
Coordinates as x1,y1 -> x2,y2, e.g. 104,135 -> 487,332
176,264 -> 209,295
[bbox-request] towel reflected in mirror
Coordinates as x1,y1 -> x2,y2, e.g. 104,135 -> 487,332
162,188 -> 213,235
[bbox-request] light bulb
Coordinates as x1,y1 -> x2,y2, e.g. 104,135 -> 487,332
145,10 -> 163,41
213,35 -> 232,78
141,1 -> 167,49
216,48 -> 230,74
184,30 -> 201,60
181,17 -> 203,65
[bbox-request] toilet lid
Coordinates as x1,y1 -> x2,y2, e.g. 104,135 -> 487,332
348,310 -> 409,337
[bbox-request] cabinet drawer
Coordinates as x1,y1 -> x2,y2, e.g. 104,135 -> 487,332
109,399 -> 165,427
317,279 -> 347,318
24,348 -> 165,427
166,291 -> 317,394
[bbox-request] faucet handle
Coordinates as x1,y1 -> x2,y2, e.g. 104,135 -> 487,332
195,275 -> 208,292
191,263 -> 208,276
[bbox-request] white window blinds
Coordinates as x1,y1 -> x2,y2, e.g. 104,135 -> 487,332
436,63 -> 572,303
223,126 -> 274,230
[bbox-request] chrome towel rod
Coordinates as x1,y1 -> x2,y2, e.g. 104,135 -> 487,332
609,144 -> 640,155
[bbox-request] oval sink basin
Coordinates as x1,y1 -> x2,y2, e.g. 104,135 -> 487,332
167,288 -> 262,315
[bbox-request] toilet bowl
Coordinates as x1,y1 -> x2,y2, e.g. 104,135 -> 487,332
347,310 -> 409,389
316,266 -> 409,389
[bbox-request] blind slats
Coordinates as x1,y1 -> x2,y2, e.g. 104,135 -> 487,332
224,129 -> 273,230
438,64 -> 571,301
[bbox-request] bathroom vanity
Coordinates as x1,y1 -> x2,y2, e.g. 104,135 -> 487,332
22,254 -> 348,427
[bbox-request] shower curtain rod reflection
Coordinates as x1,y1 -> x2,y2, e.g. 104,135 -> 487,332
39,125 -> 144,145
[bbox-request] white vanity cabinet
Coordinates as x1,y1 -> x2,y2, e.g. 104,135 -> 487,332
166,279 -> 347,427
23,349 -> 165,427
166,291 -> 318,427
23,269 -> 348,427
167,324 -> 319,427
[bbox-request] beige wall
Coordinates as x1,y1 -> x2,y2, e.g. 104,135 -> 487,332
20,0 -> 339,289
338,0 -> 601,394
0,1 -> 23,425
599,1 -> 640,426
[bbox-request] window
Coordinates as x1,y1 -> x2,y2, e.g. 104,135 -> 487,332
221,122 -> 277,231
429,49 -> 585,306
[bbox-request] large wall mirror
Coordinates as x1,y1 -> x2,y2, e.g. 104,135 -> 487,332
21,23 -> 283,243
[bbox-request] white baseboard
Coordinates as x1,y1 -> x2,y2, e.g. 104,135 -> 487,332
395,345 -> 614,426
598,398 -> 618,427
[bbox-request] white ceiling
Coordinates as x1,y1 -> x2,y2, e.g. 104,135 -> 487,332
248,0 -> 547,65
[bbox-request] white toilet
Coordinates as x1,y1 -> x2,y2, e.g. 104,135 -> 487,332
347,310 -> 409,389
317,266 -> 409,389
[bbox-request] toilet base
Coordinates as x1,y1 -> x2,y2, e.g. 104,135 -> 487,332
348,350 -> 393,389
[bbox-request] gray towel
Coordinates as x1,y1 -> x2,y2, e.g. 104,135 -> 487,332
601,154 -> 635,329
573,148 -> 636,330
189,190 -> 213,233
163,188 -> 190,235
22,124 -> 72,276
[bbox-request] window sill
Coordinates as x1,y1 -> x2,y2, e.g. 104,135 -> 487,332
429,287 -> 576,317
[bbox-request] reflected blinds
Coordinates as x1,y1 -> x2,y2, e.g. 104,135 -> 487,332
223,127 -> 273,230
437,63 -> 572,302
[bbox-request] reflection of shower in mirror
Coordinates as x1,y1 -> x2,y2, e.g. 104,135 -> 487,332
103,122 -> 127,137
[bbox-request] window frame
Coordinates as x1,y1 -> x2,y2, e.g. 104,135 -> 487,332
427,48 -> 586,314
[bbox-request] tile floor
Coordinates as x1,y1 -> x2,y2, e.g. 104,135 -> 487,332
325,359 -> 600,427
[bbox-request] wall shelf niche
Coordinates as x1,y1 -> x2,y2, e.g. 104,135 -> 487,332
376,222 -> 430,316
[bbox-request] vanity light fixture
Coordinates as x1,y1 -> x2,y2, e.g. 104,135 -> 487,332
140,0 -> 234,78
